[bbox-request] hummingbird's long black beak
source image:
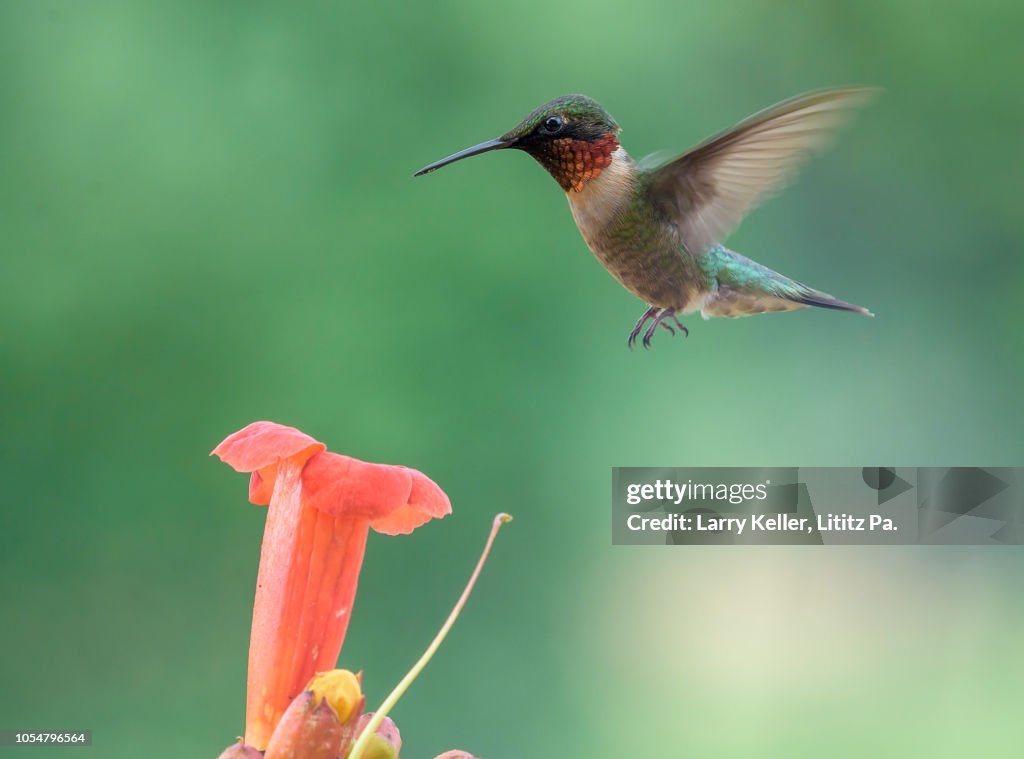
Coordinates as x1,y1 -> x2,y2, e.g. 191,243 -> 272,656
414,137 -> 515,177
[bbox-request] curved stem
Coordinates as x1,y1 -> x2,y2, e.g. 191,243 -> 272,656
348,513 -> 513,759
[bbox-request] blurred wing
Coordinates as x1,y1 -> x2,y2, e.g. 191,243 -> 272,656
647,87 -> 877,255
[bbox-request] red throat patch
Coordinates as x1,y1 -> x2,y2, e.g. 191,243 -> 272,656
539,132 -> 620,192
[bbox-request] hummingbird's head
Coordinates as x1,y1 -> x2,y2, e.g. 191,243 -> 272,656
414,95 -> 621,193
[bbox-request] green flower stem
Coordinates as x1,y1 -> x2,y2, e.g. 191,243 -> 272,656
348,514 -> 513,759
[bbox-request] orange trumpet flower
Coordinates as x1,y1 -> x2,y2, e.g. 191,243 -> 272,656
212,421 -> 451,749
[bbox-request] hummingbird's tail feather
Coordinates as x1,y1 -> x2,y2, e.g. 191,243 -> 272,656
699,246 -> 873,319
786,289 -> 874,316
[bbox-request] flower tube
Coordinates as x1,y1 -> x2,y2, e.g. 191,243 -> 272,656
213,421 -> 451,749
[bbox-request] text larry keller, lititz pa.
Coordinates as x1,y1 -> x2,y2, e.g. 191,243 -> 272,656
626,513 -> 898,534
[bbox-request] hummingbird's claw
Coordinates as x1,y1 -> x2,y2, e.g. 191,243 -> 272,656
627,306 -> 660,350
636,307 -> 685,349
671,314 -> 690,337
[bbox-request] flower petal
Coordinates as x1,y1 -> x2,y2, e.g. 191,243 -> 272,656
369,469 -> 452,535
213,422 -> 325,505
212,421 -> 325,473
248,470 -> 273,505
301,452 -> 414,520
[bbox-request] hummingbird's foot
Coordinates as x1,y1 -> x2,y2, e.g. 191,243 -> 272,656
641,308 -> 683,349
671,314 -> 689,337
627,306 -> 660,350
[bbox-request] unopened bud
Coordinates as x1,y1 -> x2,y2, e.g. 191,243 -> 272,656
264,670 -> 365,759
216,740 -> 262,758
346,713 -> 402,759
309,669 -> 364,725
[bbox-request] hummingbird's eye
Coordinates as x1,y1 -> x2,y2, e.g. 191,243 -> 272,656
542,115 -> 564,134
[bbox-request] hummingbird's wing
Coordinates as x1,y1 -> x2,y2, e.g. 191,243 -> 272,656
645,87 -> 876,256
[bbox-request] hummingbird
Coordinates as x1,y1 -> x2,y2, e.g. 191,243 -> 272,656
415,88 -> 876,348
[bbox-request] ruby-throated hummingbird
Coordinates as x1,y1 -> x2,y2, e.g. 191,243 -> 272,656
415,88 -> 876,348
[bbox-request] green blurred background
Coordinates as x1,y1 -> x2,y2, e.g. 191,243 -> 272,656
2,1 -> 1021,756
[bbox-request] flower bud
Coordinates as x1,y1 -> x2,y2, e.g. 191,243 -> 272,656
310,669 -> 364,726
347,713 -> 402,759
216,740 -> 262,758
264,670 -> 365,759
